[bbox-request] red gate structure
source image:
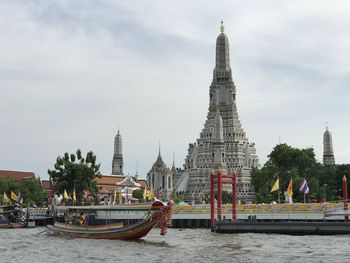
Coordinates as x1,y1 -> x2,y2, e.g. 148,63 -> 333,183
210,169 -> 237,232
343,175 -> 348,222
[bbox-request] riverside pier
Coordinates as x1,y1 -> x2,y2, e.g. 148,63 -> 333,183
209,172 -> 350,234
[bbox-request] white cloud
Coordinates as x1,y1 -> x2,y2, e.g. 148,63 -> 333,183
0,1 -> 349,178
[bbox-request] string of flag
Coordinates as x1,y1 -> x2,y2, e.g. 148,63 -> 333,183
2,191 -> 24,204
270,177 -> 309,195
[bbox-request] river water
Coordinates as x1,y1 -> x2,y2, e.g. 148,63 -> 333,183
1,227 -> 349,263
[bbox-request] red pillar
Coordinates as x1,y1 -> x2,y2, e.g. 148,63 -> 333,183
343,175 -> 348,222
217,171 -> 222,221
210,172 -> 215,232
232,173 -> 237,222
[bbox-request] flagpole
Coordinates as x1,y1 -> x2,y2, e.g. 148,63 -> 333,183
304,193 -> 306,204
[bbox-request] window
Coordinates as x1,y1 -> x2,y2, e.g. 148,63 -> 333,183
168,176 -> 171,189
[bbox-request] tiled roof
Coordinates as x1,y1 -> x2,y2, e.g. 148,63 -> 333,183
138,179 -> 147,188
95,175 -> 125,186
0,170 -> 35,180
95,175 -> 147,192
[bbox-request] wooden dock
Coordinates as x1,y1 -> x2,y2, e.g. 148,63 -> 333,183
216,220 -> 350,235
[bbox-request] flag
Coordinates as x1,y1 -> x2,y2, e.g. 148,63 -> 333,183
73,189 -> 76,202
143,187 -> 147,200
149,186 -> 154,200
113,189 -> 116,204
18,193 -> 23,204
299,178 -> 309,194
83,191 -> 88,200
3,192 -> 9,203
270,177 -> 279,192
64,189 -> 69,200
11,191 -> 18,202
287,178 -> 293,197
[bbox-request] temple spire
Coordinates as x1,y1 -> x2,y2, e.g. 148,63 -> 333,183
112,129 -> 123,175
323,124 -> 335,166
215,21 -> 231,73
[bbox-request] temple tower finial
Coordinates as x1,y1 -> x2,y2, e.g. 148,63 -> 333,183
220,20 -> 224,33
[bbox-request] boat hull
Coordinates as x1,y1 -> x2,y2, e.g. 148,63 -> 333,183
47,217 -> 158,239
0,222 -> 25,229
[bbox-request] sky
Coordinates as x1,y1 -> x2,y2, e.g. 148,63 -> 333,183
1,1 -> 350,179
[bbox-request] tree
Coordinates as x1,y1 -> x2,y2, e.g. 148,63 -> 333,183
252,143 -> 342,203
132,189 -> 145,201
48,149 -> 101,200
0,177 -> 45,206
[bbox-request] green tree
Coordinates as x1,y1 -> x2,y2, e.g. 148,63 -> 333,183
252,143 -> 341,203
48,149 -> 101,200
174,194 -> 184,205
132,189 -> 145,201
0,177 -> 45,206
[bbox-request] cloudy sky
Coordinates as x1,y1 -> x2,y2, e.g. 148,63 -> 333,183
1,1 -> 350,179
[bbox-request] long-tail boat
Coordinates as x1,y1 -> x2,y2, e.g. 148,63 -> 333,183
47,200 -> 172,239
0,205 -> 26,229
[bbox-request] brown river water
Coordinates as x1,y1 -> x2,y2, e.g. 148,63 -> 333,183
0,227 -> 349,262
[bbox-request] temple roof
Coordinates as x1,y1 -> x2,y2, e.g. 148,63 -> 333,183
0,170 -> 35,180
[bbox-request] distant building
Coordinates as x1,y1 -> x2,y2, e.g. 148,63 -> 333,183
174,22 -> 259,203
41,179 -> 54,199
112,130 -> 123,175
146,149 -> 173,199
323,126 -> 335,166
0,170 -> 36,180
95,174 -> 147,201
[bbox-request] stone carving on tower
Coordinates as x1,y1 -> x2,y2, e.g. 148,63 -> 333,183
112,130 -> 124,175
323,125 -> 335,166
174,22 -> 259,202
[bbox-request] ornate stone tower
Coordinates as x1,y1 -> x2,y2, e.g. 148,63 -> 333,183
323,126 -> 335,166
175,22 -> 259,202
112,130 -> 123,175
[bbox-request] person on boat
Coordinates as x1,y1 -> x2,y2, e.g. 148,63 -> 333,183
78,212 -> 85,226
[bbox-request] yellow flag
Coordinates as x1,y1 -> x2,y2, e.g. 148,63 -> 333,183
11,191 -> 18,202
64,189 -> 69,200
287,178 -> 293,197
3,192 -> 9,202
149,186 -> 154,200
143,187 -> 147,200
270,177 -> 279,192
73,190 -> 76,201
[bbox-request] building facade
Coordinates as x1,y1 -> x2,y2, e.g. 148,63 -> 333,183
147,149 -> 173,199
174,23 -> 259,202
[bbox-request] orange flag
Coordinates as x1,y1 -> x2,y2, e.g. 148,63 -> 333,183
287,178 -> 293,197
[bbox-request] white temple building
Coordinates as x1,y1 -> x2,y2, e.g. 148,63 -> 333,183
174,22 -> 259,202
146,148 -> 174,200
